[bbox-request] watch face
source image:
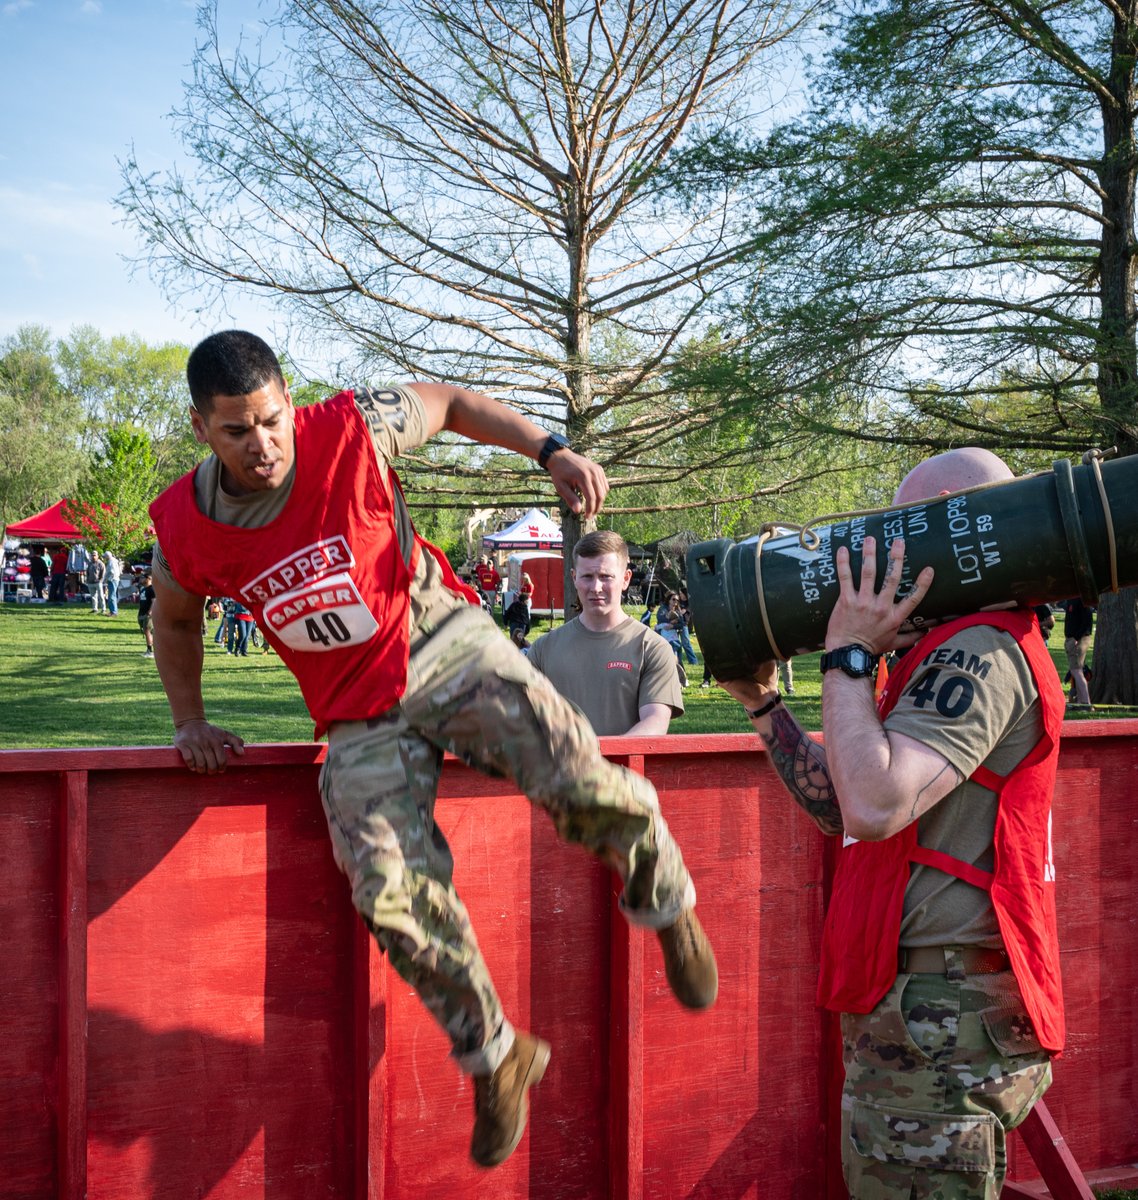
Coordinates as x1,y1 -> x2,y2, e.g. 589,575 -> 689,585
539,432 -> 571,468
847,646 -> 873,673
822,644 -> 876,677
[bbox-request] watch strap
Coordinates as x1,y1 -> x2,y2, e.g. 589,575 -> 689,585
538,433 -> 569,470
820,644 -> 877,679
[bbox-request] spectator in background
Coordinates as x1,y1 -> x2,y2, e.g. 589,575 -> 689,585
29,545 -> 49,599
66,542 -> 90,596
503,595 -> 532,640
48,546 -> 69,603
656,593 -> 698,667
528,531 -> 684,735
474,554 -> 501,611
212,597 -> 232,645
1034,604 -> 1056,641
518,570 -> 534,620
1062,598 -> 1094,708
103,550 -> 122,616
86,552 -> 108,614
642,562 -> 658,608
510,625 -> 531,656
227,599 -> 255,656
137,572 -> 157,656
778,660 -> 795,696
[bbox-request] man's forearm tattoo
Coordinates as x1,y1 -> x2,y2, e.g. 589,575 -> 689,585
760,707 -> 844,837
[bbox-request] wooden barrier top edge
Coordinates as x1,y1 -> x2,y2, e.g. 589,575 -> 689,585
1,720 -> 1135,774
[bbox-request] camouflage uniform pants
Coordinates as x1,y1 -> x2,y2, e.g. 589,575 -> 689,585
319,604 -> 696,1075
840,949 -> 1052,1199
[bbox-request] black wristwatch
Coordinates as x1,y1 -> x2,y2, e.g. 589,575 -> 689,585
819,644 -> 878,680
538,432 -> 571,470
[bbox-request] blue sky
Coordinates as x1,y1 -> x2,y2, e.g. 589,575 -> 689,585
0,0 -> 287,353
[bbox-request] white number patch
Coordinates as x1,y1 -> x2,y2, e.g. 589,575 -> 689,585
262,571 -> 379,652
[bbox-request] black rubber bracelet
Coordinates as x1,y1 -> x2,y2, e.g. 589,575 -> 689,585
746,694 -> 783,720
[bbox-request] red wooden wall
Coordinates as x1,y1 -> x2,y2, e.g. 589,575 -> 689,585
1,724 -> 1135,1200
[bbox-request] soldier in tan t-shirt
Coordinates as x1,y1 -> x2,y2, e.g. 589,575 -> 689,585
528,531 -> 683,736
719,447 -> 1058,1200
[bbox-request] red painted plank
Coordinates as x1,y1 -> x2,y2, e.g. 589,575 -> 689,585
0,771 -> 62,1197
58,770 -> 88,1200
1015,1102 -> 1096,1200
352,920 -> 372,1200
609,754 -> 646,1200
3,720 -> 1134,777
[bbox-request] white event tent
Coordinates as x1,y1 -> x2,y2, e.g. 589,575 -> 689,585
481,508 -> 563,552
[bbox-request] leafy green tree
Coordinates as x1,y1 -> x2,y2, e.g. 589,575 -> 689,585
63,427 -> 162,559
55,328 -> 198,483
0,326 -> 85,529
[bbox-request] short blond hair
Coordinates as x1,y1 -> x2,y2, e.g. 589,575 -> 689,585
573,530 -> 629,565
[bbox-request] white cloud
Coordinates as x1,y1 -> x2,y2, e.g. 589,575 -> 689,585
2,0 -> 34,16
0,183 -> 119,245
21,252 -> 43,280
79,0 -> 102,13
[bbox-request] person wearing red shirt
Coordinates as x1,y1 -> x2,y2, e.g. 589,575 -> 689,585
473,555 -> 501,610
48,547 -> 69,603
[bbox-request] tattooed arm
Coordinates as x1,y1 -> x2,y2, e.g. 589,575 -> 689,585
762,702 -> 844,837
718,535 -> 960,841
719,671 -> 844,837
823,671 -> 962,840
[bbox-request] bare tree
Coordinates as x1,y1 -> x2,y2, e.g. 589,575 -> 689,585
119,0 -> 815,590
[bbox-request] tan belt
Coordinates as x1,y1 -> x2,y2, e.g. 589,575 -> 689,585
899,945 -> 1010,975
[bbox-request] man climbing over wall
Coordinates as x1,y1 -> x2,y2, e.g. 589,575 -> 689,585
148,330 -> 717,1169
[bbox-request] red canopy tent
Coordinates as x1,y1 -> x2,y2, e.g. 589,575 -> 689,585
4,500 -> 85,544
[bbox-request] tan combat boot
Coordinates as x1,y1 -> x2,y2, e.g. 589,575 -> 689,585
657,908 -> 718,1009
470,1030 -> 551,1168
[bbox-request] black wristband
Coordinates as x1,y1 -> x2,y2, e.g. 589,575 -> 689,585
746,693 -> 783,720
538,432 -> 570,469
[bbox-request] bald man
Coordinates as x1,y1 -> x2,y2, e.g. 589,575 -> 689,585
721,448 -> 1066,1200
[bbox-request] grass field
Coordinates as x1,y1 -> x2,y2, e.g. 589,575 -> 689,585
0,601 -> 1129,749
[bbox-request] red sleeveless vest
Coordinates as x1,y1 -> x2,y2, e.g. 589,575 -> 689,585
815,609 -> 1067,1052
149,392 -> 477,738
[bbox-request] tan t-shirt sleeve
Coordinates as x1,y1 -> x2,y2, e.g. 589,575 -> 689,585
638,627 -> 685,716
883,624 -> 1038,779
352,385 -> 430,466
151,540 -> 194,597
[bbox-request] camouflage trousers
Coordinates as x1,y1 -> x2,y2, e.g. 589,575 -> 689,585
319,604 -> 695,1075
840,949 -> 1052,1199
